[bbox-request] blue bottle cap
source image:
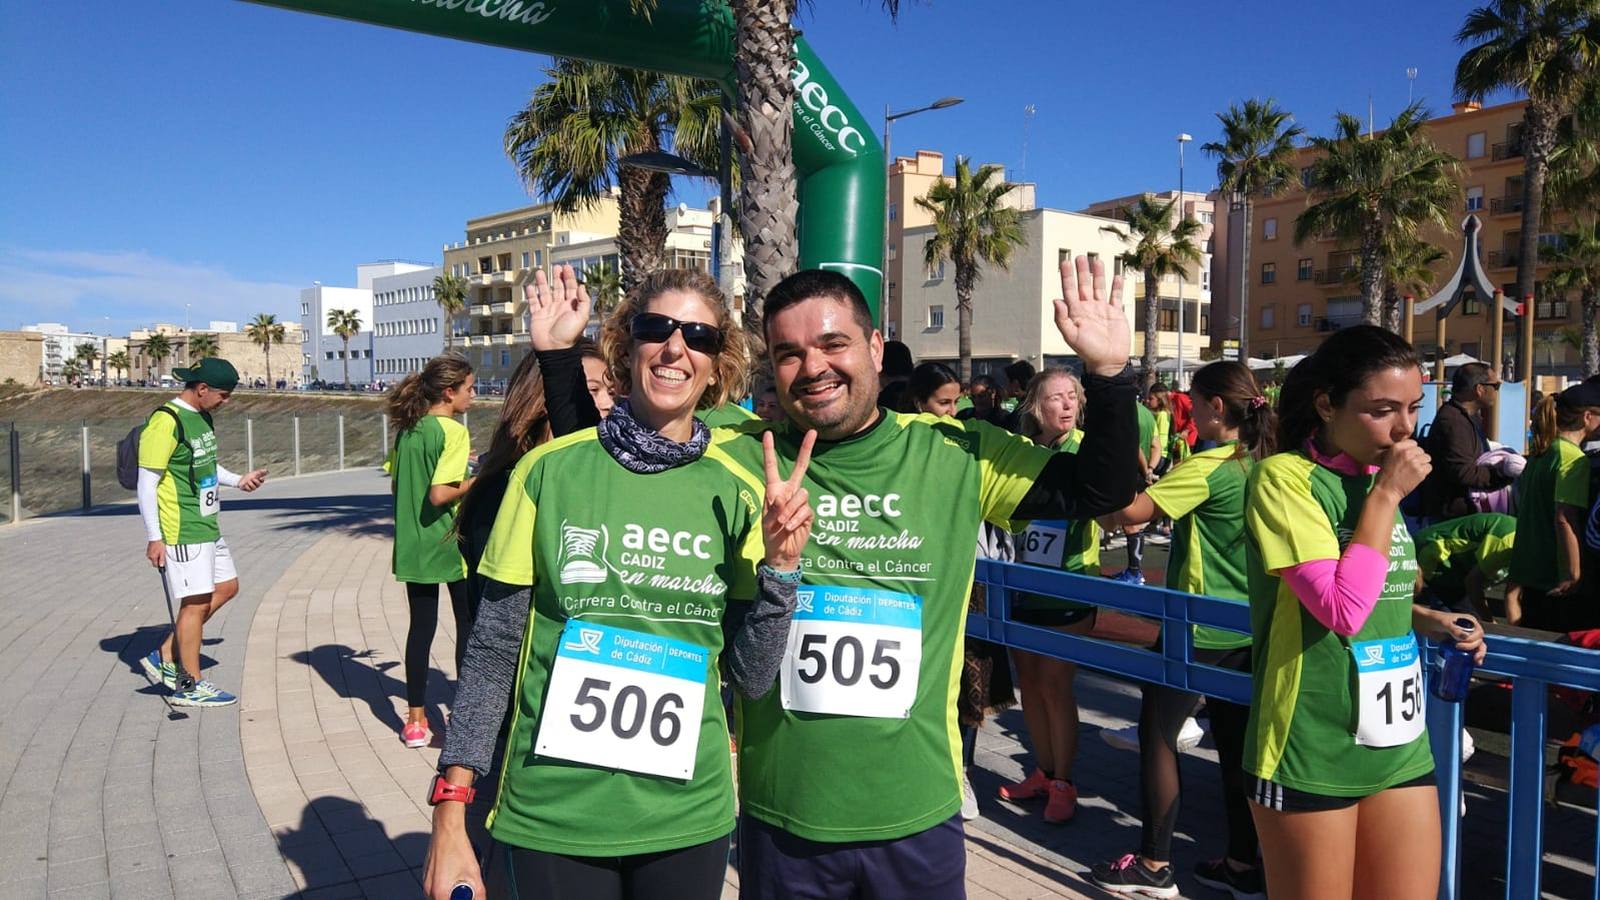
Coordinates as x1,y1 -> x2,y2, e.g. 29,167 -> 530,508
449,884 -> 475,900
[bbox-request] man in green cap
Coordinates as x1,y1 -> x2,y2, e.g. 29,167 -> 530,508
135,357 -> 267,707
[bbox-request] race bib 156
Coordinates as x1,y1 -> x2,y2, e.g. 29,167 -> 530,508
1350,632 -> 1425,748
535,619 -> 709,780
780,585 -> 922,719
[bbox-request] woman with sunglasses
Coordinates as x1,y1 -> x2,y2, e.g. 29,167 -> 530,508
424,268 -> 818,900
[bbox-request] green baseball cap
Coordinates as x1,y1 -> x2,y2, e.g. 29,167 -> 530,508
172,358 -> 240,392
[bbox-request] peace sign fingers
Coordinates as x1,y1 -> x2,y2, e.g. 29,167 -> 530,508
760,429 -> 817,571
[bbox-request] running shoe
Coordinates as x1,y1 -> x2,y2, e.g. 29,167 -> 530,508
1101,718 -> 1204,753
960,773 -> 979,821
998,766 -> 1051,802
1089,854 -> 1177,897
401,721 -> 430,748
1112,568 -> 1145,585
170,680 -> 237,708
1043,779 -> 1077,823
140,650 -> 177,690
1192,858 -> 1266,900
1178,716 -> 1205,750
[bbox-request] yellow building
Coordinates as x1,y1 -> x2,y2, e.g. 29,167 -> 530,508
129,324 -> 306,388
1235,98 -> 1582,370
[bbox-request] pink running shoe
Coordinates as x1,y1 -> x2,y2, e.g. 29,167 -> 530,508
998,767 -> 1051,802
401,721 -> 429,748
1043,779 -> 1078,823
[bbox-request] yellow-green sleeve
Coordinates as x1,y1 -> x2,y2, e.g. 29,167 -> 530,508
478,455 -> 540,586
704,445 -> 766,602
1144,453 -> 1214,520
1555,444 -> 1589,508
1417,537 -> 1447,580
971,419 -> 1054,527
1247,460 -> 1340,573
137,411 -> 179,471
432,418 -> 470,486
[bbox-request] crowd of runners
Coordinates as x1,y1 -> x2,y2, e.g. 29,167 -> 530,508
125,256 -> 1600,900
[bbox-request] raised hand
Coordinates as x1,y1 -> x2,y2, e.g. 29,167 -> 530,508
761,430 -> 817,571
1052,255 -> 1132,377
525,264 -> 593,352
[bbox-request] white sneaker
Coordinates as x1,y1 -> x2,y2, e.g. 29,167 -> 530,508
1178,717 -> 1205,751
1461,728 -> 1476,764
960,773 -> 979,821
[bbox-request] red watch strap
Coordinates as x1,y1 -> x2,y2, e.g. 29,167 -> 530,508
429,774 -> 475,806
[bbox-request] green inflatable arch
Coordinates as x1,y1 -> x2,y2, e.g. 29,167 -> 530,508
245,0 -> 886,317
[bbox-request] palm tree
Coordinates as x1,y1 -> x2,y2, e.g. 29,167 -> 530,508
1203,99 -> 1305,360
74,343 -> 101,383
245,313 -> 286,388
327,308 -> 362,389
188,332 -> 219,360
106,350 -> 130,384
61,360 -> 82,386
1547,72 -> 1600,212
1102,196 -> 1205,388
1295,103 -> 1462,326
916,157 -> 1027,384
1455,0 -> 1600,327
1373,235 -> 1449,333
505,59 -> 721,292
143,333 -> 172,382
1548,218 -> 1600,375
583,262 -> 626,316
1533,325 -> 1583,374
433,272 -> 469,352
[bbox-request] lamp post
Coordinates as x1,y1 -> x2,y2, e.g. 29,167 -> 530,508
882,96 -> 964,329
1177,132 -> 1192,388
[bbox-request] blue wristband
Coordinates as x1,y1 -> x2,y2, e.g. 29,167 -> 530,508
758,564 -> 804,584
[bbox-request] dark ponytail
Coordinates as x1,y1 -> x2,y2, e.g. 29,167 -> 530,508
1189,361 -> 1277,461
1276,326 -> 1419,453
386,354 -> 473,433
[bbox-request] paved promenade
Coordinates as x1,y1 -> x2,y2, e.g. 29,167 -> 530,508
1,469 -> 1591,898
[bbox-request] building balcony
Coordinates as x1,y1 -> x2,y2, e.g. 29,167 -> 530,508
468,334 -> 492,347
493,333 -> 516,346
1489,196 -> 1523,216
1491,139 -> 1523,162
1488,249 -> 1520,269
489,302 -> 516,315
468,304 -> 492,317
1314,266 -> 1356,285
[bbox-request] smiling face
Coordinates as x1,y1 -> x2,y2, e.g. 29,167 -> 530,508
767,296 -> 884,440
628,289 -> 721,427
917,381 -> 962,418
1318,365 -> 1424,466
581,355 -> 615,418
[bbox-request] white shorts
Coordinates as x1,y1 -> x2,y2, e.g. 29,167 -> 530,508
163,538 -> 238,599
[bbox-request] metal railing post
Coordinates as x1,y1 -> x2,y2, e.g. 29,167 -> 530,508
80,424 -> 91,510
10,425 -> 21,523
1426,676 -> 1465,900
293,415 -> 301,477
337,413 -> 345,471
246,418 -> 254,473
380,413 -> 388,461
1505,678 -> 1547,897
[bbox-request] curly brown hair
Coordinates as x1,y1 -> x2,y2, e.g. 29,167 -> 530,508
599,268 -> 750,410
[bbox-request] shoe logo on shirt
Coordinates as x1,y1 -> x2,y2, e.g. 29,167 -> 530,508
558,522 -> 610,585
563,627 -> 605,655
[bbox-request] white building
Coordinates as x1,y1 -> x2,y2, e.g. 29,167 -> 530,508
372,265 -> 445,384
298,261 -> 428,386
21,323 -> 107,382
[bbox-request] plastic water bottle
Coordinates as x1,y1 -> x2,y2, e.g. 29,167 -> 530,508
1431,618 -> 1478,703
449,884 -> 475,900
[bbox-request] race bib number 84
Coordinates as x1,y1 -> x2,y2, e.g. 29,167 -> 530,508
535,619 -> 709,780
1350,633 -> 1425,748
198,474 -> 219,517
780,585 -> 922,719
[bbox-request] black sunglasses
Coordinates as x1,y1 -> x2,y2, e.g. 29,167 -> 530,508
631,312 -> 725,354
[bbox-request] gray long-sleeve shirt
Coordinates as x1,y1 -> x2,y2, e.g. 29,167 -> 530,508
439,571 -> 798,777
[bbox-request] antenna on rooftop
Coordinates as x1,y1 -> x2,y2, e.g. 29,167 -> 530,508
1019,104 -> 1037,182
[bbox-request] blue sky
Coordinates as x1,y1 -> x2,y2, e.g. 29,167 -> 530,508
0,0 -> 1513,335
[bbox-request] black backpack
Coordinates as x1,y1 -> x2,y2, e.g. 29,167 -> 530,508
116,407 -> 186,490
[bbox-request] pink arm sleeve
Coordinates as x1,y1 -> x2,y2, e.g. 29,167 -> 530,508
1279,542 -> 1390,637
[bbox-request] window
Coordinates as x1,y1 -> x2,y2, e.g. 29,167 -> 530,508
1297,303 -> 1312,327
1201,268 -> 1210,290
888,202 -> 897,222
1466,132 -> 1487,159
500,351 -> 510,367
927,260 -> 946,281
1261,262 -> 1277,284
1297,257 -> 1313,281
535,250 -> 544,269
325,351 -> 334,360
1058,249 -> 1072,267
1466,186 -> 1484,211
1261,305 -> 1275,329
1200,210 -> 1215,224
1462,292 -> 1482,315
1263,218 -> 1278,240
929,305 -> 945,328
521,251 -> 531,269
887,241 -> 897,261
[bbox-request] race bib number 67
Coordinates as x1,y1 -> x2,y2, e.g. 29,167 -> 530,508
780,585 -> 922,719
535,619 -> 709,780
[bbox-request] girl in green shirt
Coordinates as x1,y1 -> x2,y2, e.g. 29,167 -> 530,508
386,355 -> 477,748
1508,383 -> 1600,629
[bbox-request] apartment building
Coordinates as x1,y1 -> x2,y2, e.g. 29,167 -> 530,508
371,266 -> 444,383
298,261 -> 431,386
129,322 -> 305,387
1238,98 -> 1581,369
20,323 -> 106,382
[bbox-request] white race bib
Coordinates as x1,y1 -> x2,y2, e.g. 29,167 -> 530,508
198,473 -> 219,518
1016,522 -> 1067,568
1350,633 -> 1426,748
535,620 -> 709,780
780,585 -> 921,719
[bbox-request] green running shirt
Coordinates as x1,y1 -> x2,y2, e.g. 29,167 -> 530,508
717,412 -> 1052,842
1144,442 -> 1252,649
477,429 -> 764,856
696,403 -> 758,428
138,401 -> 221,545
1510,437 -> 1588,592
1242,451 -> 1431,796
1013,429 -> 1099,612
1416,513 -> 1516,598
1137,404 -> 1157,463
389,415 -> 470,584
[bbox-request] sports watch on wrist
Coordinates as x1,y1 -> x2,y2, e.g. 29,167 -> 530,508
428,774 -> 476,806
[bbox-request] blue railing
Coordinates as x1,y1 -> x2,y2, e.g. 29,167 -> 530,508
968,559 -> 1600,900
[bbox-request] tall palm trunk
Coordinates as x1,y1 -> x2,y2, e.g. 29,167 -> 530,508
1381,282 -> 1403,334
616,160 -> 671,292
264,347 -> 272,389
1584,289 -> 1600,378
341,338 -> 351,389
730,0 -> 799,333
955,258 -> 976,385
1142,269 -> 1159,389
1359,221 -> 1385,326
1516,103 -> 1557,379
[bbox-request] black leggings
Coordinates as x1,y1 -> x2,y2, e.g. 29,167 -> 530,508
1138,644 -> 1256,865
404,580 -> 474,707
500,833 -> 731,900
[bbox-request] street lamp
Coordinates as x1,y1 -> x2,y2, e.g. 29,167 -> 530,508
882,96 -> 964,327
1177,132 -> 1193,388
